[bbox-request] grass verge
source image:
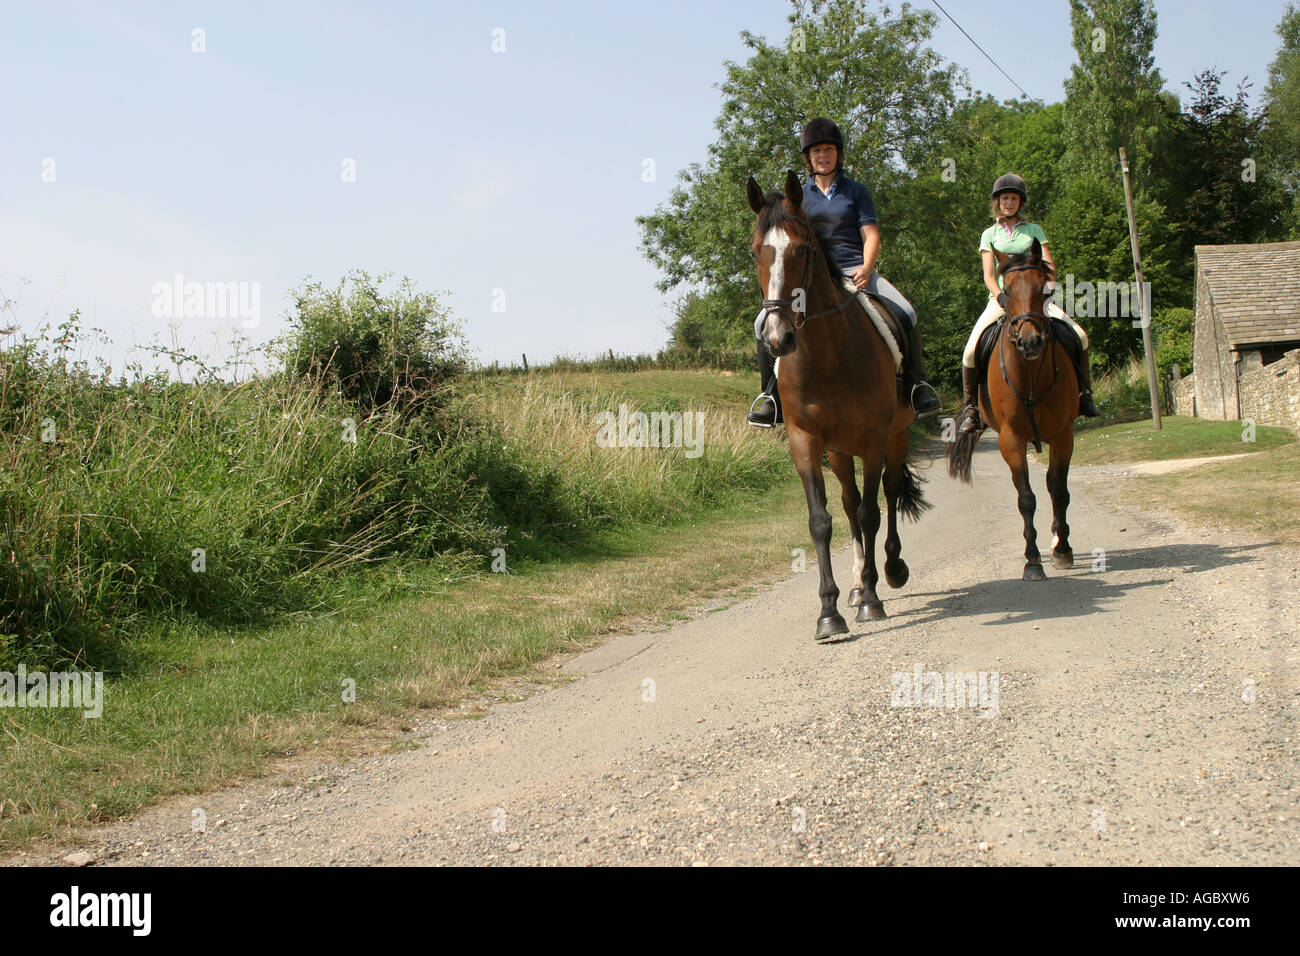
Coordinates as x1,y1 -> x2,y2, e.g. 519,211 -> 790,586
1132,443 -> 1300,545
0,449 -> 813,852
1068,416 -> 1295,466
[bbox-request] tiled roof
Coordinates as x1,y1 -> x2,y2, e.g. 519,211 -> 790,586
1196,241 -> 1300,348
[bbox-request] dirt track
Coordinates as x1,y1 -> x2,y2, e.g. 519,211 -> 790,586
9,441 -> 1298,866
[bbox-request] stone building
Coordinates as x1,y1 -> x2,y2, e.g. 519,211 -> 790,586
1175,242 -> 1300,435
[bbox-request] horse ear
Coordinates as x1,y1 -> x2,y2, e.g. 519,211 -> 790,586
1030,237 -> 1042,260
747,176 -> 765,214
992,249 -> 1009,268
784,170 -> 803,209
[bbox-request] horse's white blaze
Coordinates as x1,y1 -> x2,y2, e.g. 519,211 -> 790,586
764,226 -> 790,303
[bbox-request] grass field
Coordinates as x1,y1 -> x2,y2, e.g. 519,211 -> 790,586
1067,416 -> 1295,466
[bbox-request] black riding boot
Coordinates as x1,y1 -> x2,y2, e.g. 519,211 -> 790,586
1076,346 -> 1100,417
905,321 -> 941,416
960,366 -> 983,433
747,339 -> 782,427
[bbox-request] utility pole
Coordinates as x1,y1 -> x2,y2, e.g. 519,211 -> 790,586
1119,147 -> 1162,430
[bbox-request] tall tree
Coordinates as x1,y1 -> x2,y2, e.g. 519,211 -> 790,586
1153,69 -> 1289,300
1060,0 -> 1168,182
1262,3 -> 1300,236
637,0 -> 964,353
1051,0 -> 1177,367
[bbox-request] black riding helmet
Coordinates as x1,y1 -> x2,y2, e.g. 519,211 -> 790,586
801,118 -> 844,154
991,172 -> 1028,202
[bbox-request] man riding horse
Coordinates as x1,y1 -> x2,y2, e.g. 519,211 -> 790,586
748,118 -> 941,427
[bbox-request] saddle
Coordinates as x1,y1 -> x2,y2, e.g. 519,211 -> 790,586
974,316 -> 1081,389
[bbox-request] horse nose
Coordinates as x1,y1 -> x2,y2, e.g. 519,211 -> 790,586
778,329 -> 795,353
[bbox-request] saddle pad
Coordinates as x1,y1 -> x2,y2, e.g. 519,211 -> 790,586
839,277 -> 904,372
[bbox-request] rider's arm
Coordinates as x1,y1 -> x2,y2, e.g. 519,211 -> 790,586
860,224 -> 881,278
1040,242 -> 1058,292
981,249 -> 1001,298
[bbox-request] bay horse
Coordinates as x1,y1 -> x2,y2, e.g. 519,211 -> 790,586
748,171 -> 929,641
947,239 -> 1079,581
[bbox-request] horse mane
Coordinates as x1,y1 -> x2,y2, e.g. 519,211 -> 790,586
750,193 -> 838,287
998,250 -> 1056,281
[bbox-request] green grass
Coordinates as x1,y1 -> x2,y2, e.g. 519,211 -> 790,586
1135,443 -> 1300,544
0,474 -> 813,851
1068,416 -> 1295,466
0,363 -> 818,851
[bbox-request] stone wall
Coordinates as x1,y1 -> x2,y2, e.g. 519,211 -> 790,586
1237,348 -> 1300,437
1192,274 -> 1236,420
1169,372 -> 1197,417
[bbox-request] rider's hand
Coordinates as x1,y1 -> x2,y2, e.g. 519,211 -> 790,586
997,291 -> 1007,310
850,266 -> 870,289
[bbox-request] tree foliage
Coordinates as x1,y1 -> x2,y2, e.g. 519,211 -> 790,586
637,0 -> 1299,385
1263,3 -> 1300,235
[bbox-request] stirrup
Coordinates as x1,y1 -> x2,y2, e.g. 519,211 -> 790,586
959,405 -> 983,434
747,394 -> 777,428
910,382 -> 940,416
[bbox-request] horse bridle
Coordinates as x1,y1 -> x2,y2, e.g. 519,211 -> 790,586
757,235 -> 857,331
996,260 -> 1059,453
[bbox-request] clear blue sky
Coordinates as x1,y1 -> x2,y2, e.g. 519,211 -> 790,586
1,0 -> 1292,375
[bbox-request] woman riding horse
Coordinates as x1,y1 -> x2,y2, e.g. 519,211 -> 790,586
748,118 -> 940,427
958,173 -> 1100,433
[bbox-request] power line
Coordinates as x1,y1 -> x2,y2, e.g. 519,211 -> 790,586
929,0 -> 1031,100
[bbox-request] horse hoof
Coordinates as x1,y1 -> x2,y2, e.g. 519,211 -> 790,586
847,588 -> 864,607
856,603 -> 887,622
885,562 -> 909,589
1023,564 -> 1047,582
1051,550 -> 1074,570
814,613 -> 850,642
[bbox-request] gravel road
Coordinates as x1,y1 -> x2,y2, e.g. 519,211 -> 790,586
9,441 -> 1298,866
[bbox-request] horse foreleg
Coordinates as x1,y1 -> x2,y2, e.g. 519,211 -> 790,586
999,430 -> 1045,581
1047,430 -> 1074,569
828,452 -> 865,606
790,429 -> 848,641
855,460 -> 886,622
881,427 -> 910,590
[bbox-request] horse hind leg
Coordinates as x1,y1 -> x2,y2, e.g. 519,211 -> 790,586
881,429 -> 910,590
828,452 -> 866,606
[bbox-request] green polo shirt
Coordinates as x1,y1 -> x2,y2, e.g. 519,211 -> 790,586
979,220 -> 1049,289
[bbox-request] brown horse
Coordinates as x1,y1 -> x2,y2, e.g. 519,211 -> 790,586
947,239 -> 1079,581
748,171 -> 929,641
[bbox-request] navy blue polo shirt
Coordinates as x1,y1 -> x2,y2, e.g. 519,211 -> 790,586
803,174 -> 878,272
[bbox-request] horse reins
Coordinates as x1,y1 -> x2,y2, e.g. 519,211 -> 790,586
996,261 -> 1060,454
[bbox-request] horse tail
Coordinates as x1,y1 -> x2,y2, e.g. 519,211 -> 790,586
898,456 -> 932,523
947,428 -> 978,484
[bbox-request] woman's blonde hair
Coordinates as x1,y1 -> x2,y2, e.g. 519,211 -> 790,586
990,198 -> 1031,221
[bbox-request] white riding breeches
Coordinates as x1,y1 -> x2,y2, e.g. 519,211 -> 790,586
961,296 -> 1088,369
